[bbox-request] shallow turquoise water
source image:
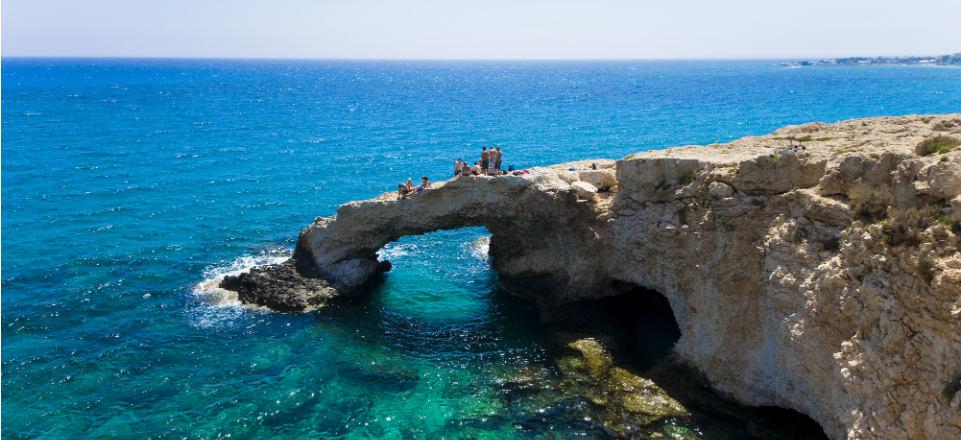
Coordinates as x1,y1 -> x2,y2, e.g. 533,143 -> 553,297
3,59 -> 960,438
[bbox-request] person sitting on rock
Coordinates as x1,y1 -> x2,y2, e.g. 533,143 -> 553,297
397,184 -> 413,200
416,176 -> 431,192
406,177 -> 414,192
472,161 -> 482,175
454,159 -> 464,177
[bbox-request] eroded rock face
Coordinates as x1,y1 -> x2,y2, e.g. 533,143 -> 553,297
221,115 -> 961,439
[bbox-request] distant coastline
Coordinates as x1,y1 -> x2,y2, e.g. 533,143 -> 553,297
780,52 -> 961,67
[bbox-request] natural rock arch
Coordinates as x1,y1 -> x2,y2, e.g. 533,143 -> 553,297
222,115 -> 961,440
292,164 -> 622,307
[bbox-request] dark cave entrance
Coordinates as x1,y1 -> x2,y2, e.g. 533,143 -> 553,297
548,281 -> 829,440
547,281 -> 682,369
606,283 -> 683,369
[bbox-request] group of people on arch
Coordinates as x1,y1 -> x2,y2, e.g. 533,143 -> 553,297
455,146 -> 506,177
397,146 -> 512,200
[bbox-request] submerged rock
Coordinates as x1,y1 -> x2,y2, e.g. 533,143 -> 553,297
339,362 -> 420,393
560,338 -> 688,436
495,338 -> 689,439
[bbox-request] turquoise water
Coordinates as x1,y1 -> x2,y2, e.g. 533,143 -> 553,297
3,59 -> 960,438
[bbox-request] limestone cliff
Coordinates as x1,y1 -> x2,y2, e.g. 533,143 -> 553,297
222,114 -> 961,439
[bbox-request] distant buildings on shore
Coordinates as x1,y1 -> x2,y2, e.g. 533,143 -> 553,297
780,53 -> 961,68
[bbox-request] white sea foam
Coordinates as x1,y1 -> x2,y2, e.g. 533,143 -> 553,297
467,236 -> 490,260
378,242 -> 417,261
190,248 -> 290,327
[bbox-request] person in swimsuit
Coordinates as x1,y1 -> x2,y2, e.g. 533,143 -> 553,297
494,147 -> 503,175
472,161 -> 481,175
416,176 -> 431,192
454,159 -> 463,177
480,147 -> 490,175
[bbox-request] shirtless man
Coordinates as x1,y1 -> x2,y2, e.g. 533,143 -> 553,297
493,147 -> 503,175
417,176 -> 431,191
480,147 -> 490,175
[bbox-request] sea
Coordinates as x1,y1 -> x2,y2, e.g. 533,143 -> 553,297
3,58 -> 960,439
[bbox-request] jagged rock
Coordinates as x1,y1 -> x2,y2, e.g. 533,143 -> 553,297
952,195 -> 961,222
571,181 -> 598,200
707,181 -> 735,198
556,338 -> 688,434
219,260 -> 340,312
221,114 -> 961,439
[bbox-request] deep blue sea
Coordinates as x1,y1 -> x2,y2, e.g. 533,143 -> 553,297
3,59 -> 960,439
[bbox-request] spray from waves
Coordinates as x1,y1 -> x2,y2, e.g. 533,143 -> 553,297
189,247 -> 291,327
467,236 -> 490,260
378,242 -> 418,261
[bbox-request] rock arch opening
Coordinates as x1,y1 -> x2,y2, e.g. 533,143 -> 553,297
374,226 -> 497,320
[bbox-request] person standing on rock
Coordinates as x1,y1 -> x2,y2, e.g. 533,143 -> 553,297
480,147 -> 490,175
494,147 -> 503,175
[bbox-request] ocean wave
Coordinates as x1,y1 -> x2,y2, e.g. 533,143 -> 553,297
189,248 -> 290,326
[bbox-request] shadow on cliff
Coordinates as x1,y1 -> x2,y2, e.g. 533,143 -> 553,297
548,283 -> 829,440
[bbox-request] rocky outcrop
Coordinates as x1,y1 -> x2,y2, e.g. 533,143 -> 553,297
221,115 -> 961,439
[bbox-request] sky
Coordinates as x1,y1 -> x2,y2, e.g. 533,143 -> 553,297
3,0 -> 960,59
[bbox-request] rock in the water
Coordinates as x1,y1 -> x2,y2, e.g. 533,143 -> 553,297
219,260 -> 341,312
501,337 -> 689,438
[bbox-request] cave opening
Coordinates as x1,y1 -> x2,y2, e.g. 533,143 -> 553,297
546,281 -> 829,440
606,282 -> 683,370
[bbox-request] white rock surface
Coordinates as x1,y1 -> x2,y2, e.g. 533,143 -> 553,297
571,180 -> 598,200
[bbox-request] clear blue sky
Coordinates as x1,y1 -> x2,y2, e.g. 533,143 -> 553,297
3,0 -> 960,59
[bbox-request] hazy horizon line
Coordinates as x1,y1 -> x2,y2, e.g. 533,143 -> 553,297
3,52 -> 957,63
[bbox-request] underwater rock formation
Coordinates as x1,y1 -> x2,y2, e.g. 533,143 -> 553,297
222,114 -> 961,439
494,338 -> 690,438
